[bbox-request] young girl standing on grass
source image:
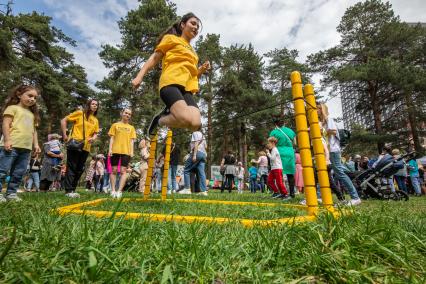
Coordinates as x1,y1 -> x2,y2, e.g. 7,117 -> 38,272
132,12 -> 211,135
108,108 -> 137,198
0,85 -> 41,202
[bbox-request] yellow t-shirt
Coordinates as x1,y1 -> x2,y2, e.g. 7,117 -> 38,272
0,105 -> 35,150
155,34 -> 199,93
66,110 -> 99,152
108,122 -> 136,155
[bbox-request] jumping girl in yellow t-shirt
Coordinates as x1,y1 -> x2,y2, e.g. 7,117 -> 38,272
132,12 -> 210,135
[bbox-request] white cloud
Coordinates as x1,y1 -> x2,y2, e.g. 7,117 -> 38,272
42,0 -> 425,116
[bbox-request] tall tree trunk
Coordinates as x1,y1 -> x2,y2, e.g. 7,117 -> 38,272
242,122 -> 247,178
369,81 -> 383,153
405,91 -> 422,153
207,77 -> 213,178
237,122 -> 241,161
280,79 -> 284,114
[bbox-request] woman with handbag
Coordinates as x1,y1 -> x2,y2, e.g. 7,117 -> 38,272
269,115 -> 297,198
61,100 -> 99,198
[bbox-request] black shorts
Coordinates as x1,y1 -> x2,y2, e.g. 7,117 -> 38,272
110,154 -> 131,167
160,85 -> 199,109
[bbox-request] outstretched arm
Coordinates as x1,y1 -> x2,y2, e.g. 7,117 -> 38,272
132,51 -> 164,89
198,61 -> 211,77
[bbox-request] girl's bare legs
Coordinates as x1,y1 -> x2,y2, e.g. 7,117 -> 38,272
118,166 -> 128,192
159,101 -> 201,131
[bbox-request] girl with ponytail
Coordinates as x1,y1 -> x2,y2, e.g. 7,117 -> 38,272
132,12 -> 210,136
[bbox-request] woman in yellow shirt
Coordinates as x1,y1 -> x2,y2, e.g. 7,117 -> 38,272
61,99 -> 99,198
132,12 -> 210,136
108,108 -> 136,198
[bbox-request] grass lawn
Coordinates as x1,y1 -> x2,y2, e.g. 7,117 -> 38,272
1,190 -> 425,283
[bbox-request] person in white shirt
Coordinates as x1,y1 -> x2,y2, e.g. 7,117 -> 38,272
318,103 -> 361,206
266,137 -> 290,200
180,131 -> 207,195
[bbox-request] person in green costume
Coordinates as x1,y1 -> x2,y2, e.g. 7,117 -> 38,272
269,115 -> 297,198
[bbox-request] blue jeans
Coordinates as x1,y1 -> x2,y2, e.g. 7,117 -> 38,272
330,151 -> 359,199
0,147 -> 31,195
394,175 -> 407,192
155,168 -> 162,192
27,172 -> 40,191
250,177 -> 257,193
184,151 -> 206,192
410,175 -> 421,194
103,173 -> 110,190
167,164 -> 178,191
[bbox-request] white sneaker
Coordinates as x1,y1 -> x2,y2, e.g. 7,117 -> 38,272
299,199 -> 323,205
6,193 -> 22,202
198,191 -> 208,196
167,190 -> 171,195
0,195 -> 6,203
65,192 -> 80,198
346,198 -> 362,206
178,188 -> 191,194
111,191 -> 116,198
116,191 -> 122,199
172,190 -> 176,193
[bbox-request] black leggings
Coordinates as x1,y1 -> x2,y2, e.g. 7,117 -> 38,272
63,149 -> 89,193
94,174 -> 104,192
286,174 -> 295,197
221,174 -> 234,192
39,179 -> 53,191
160,85 -> 198,109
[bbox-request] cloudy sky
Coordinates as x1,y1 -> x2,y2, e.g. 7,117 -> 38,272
12,0 -> 426,118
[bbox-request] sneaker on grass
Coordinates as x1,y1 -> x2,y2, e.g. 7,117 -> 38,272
346,198 -> 361,206
65,192 -> 80,198
0,194 -> 7,203
178,188 -> 191,194
198,191 -> 208,196
116,191 -> 122,199
299,198 -> 322,205
6,193 -> 22,202
271,193 -> 281,198
280,194 -> 291,201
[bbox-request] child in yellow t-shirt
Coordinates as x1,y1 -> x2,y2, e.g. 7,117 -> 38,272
132,12 -> 211,136
108,108 -> 136,198
0,85 -> 41,202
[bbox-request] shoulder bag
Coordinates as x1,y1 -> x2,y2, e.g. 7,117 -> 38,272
67,112 -> 86,152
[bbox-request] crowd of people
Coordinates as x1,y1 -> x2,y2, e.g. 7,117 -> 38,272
1,12 -> 424,203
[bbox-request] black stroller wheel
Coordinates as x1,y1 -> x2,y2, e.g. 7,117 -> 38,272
392,190 -> 409,201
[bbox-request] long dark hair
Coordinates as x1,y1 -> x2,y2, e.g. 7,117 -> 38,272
157,12 -> 201,45
84,99 -> 98,118
272,114 -> 284,128
2,85 -> 41,126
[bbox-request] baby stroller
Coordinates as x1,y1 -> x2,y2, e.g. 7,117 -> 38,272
123,165 -> 140,192
352,152 -> 416,201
